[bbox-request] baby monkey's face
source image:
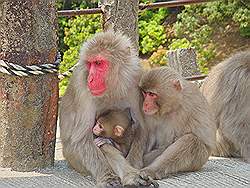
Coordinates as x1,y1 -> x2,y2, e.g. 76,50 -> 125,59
92,109 -> 131,140
92,118 -> 125,139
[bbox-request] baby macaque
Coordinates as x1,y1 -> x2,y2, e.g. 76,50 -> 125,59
93,108 -> 134,156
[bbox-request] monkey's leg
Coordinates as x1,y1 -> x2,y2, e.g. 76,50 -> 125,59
63,138 -> 122,188
216,126 -> 250,162
143,148 -> 165,167
242,143 -> 250,163
212,129 -> 236,157
224,125 -> 250,162
101,144 -> 159,187
141,133 -> 210,179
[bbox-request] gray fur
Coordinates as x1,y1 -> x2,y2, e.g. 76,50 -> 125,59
59,31 -> 153,187
201,50 -> 250,162
139,67 -> 216,179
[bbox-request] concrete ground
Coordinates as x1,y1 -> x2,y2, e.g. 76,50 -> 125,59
0,129 -> 249,188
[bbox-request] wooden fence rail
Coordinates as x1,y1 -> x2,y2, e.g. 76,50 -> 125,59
58,0 -> 215,17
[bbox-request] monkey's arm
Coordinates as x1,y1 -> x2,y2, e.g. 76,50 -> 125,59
141,133 -> 210,179
100,144 -> 158,187
60,92 -> 121,186
126,125 -> 148,169
62,134 -> 122,187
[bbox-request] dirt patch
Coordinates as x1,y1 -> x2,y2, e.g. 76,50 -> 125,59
209,22 -> 250,67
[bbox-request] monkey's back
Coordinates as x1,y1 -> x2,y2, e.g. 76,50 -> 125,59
201,51 -> 250,155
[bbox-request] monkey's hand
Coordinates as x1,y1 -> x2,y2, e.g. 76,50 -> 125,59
122,169 -> 159,188
96,173 -> 122,188
94,137 -> 114,147
140,167 -> 161,180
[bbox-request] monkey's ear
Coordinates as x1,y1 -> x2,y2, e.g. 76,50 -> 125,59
114,125 -> 125,137
171,79 -> 182,91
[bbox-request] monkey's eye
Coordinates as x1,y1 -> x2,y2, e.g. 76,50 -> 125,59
95,61 -> 101,65
148,92 -> 155,97
86,62 -> 91,69
98,123 -> 103,129
148,92 -> 158,99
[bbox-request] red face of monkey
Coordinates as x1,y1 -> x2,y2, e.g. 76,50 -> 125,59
141,79 -> 182,116
86,55 -> 109,96
142,91 -> 159,115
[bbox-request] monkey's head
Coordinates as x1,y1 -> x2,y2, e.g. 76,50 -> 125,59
92,109 -> 131,140
139,67 -> 184,116
79,31 -> 141,98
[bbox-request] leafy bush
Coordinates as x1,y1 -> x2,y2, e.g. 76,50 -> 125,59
139,8 -> 169,54
170,0 -> 250,73
168,38 -> 192,50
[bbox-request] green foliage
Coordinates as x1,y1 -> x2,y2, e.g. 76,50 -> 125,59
57,0 -> 99,54
58,16 -> 68,54
64,15 -> 101,47
233,6 -> 250,37
139,8 -> 169,54
171,0 -> 250,73
168,38 -> 192,50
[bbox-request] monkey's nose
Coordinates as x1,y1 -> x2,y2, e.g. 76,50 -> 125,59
88,75 -> 94,83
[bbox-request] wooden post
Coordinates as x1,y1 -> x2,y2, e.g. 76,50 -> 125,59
0,0 -> 58,171
100,0 -> 139,53
167,48 -> 201,77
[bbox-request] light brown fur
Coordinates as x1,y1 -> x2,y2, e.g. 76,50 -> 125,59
201,50 -> 250,162
59,31 -> 156,187
139,67 -> 216,179
95,109 -> 134,156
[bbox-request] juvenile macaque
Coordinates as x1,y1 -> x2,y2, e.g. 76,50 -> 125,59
138,67 -> 216,179
93,109 -> 134,156
59,31 -> 156,187
201,51 -> 250,163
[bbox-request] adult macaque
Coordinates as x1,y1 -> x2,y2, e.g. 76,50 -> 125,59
59,31 -> 156,187
93,108 -> 134,156
201,51 -> 250,163
138,67 -> 216,179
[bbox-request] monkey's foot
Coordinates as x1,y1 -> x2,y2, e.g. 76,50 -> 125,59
122,171 -> 159,188
243,157 -> 250,163
96,175 -> 122,188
